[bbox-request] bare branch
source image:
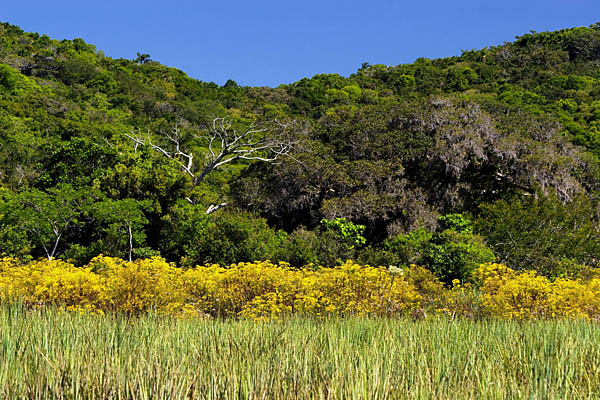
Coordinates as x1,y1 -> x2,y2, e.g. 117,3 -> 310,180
125,117 -> 298,213
206,203 -> 228,214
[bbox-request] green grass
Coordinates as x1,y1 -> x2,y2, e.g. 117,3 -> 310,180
0,304 -> 599,399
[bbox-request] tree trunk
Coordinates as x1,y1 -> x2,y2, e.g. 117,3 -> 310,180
128,223 -> 133,262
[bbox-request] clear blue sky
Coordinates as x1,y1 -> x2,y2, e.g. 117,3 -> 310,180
2,0 -> 599,87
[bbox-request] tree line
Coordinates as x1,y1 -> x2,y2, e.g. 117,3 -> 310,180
1,21 -> 600,283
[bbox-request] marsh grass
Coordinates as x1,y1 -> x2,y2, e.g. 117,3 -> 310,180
0,303 -> 599,399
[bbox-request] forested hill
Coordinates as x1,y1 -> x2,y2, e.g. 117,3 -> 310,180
2,21 -> 600,281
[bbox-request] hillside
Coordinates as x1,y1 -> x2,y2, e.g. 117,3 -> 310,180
1,22 -> 600,280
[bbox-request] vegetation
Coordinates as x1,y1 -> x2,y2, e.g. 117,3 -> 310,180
1,256 -> 600,320
2,21 -> 600,280
0,305 -> 599,399
3,22 -> 600,396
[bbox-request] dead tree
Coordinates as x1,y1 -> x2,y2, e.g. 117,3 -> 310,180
125,117 -> 296,213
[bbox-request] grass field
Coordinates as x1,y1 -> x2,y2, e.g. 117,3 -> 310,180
0,304 -> 599,399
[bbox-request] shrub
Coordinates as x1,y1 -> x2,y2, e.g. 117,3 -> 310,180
277,227 -> 320,268
475,263 -> 600,320
161,206 -> 286,267
319,218 -> 366,248
382,215 -> 495,284
422,229 -> 495,285
1,257 -> 599,321
0,258 -> 109,313
383,228 -> 432,266
437,213 -> 473,234
314,218 -> 367,267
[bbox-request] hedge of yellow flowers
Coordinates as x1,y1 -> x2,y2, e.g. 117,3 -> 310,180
1,256 -> 600,320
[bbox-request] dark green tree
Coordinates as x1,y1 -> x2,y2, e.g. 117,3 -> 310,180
475,193 -> 600,277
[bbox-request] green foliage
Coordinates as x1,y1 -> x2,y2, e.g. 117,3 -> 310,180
383,228 -> 433,266
35,137 -> 118,188
475,193 -> 600,277
134,53 -> 152,65
445,65 -> 478,91
0,64 -> 36,94
381,215 -> 495,284
159,201 -> 211,265
301,218 -> 368,267
0,21 -> 600,276
0,184 -> 99,259
161,205 -> 287,267
93,198 -> 151,261
276,227 -> 320,268
437,213 -> 473,234
200,211 -> 287,266
319,218 -> 366,248
0,188 -> 33,259
356,246 -> 401,267
421,229 -> 495,284
388,73 -> 416,94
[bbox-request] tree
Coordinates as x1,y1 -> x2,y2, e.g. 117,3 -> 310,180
316,217 -> 367,266
320,217 -> 366,249
0,184 -> 96,260
0,189 -> 32,259
94,198 -> 150,262
125,117 -> 297,213
421,229 -> 495,285
134,53 -> 152,64
160,203 -> 286,267
475,193 -> 600,277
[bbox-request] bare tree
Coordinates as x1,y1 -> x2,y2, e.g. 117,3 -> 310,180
126,117 -> 296,213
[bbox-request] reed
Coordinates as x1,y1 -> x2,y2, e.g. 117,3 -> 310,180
1,303 -> 599,399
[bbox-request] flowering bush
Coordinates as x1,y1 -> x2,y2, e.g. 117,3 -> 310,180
0,258 -> 109,313
475,263 -> 600,320
1,257 -> 600,320
92,256 -> 186,314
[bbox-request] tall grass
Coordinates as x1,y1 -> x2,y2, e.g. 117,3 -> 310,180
0,303 -> 599,399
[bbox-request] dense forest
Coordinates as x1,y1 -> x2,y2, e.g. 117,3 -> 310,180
2,22 -> 600,283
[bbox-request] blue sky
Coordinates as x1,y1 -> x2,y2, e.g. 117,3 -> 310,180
2,1 -> 599,87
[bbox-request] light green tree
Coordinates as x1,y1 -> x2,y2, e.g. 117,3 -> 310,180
0,184 -> 96,260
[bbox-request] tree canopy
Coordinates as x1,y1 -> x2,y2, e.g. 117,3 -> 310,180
1,21 -> 600,280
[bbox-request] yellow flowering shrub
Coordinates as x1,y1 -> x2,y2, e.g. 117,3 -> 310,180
435,279 -> 482,319
239,292 -> 292,321
402,265 -> 445,305
482,271 -> 551,319
474,263 -> 516,293
182,261 -> 300,316
546,279 -> 594,319
475,263 -> 600,320
586,279 -> 600,320
90,256 -> 186,315
0,258 -> 109,312
181,261 -> 423,318
1,257 -> 600,320
293,261 -> 422,316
